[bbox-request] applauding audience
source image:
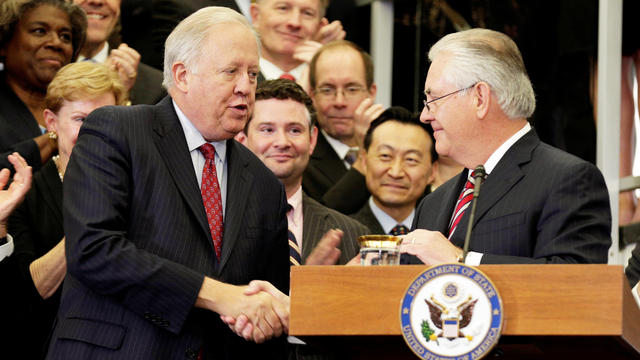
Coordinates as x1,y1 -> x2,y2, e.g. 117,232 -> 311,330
7,61 -> 126,359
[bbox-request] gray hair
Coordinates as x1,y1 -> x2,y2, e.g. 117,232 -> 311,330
428,28 -> 535,119
162,6 -> 260,89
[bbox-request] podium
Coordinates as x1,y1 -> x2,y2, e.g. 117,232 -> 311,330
290,265 -> 640,359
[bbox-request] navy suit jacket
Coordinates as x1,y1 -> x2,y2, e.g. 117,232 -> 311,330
410,129 -> 611,264
46,97 -> 289,359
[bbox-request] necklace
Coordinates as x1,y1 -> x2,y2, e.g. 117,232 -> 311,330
52,155 -> 63,182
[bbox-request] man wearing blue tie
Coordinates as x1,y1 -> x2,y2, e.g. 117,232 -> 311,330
351,107 -> 436,237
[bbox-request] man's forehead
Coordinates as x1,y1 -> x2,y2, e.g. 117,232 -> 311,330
371,122 -> 430,150
423,58 -> 450,95
260,0 -> 323,10
316,49 -> 367,85
254,98 -> 310,121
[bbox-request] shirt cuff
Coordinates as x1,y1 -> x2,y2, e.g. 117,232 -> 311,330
464,251 -> 483,266
632,282 -> 640,309
0,234 -> 14,262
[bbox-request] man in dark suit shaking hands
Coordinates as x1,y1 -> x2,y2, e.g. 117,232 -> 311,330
46,7 -> 290,360
400,28 -> 611,266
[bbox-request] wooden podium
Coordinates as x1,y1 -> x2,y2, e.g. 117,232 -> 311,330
290,265 -> 640,359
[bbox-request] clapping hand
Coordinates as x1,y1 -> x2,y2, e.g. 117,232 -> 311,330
0,153 -> 32,234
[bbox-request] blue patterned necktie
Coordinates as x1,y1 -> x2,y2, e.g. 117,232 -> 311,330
289,229 -> 302,266
390,224 -> 409,236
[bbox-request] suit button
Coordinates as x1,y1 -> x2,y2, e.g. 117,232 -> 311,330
144,312 -> 151,320
185,348 -> 196,360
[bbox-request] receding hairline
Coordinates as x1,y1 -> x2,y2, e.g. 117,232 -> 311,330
315,45 -> 366,80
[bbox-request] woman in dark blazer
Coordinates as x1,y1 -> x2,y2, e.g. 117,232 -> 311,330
0,0 -> 86,172
7,61 -> 127,359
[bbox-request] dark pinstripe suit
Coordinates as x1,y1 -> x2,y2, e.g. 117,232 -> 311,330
46,97 -> 289,359
409,129 -> 611,264
300,194 -> 369,265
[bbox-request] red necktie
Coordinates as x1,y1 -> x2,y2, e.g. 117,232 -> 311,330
199,144 -> 223,259
279,73 -> 295,81
448,170 -> 479,239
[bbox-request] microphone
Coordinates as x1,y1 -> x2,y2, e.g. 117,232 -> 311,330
462,165 -> 486,263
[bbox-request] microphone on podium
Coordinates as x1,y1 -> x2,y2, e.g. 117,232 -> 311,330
461,165 -> 486,263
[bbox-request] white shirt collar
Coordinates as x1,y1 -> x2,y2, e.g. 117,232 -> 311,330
172,99 -> 227,162
287,185 -> 304,250
321,130 -> 355,169
287,185 -> 303,226
77,41 -> 109,63
259,57 -> 306,81
368,197 -> 414,234
235,0 -> 252,22
482,122 -> 531,174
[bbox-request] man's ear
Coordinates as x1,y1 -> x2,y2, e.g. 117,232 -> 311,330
234,131 -> 247,145
250,3 -> 260,24
426,160 -> 437,185
308,125 -> 318,155
172,62 -> 189,93
368,83 -> 377,100
474,82 -> 491,120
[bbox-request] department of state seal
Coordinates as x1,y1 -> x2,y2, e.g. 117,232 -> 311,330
400,264 -> 503,360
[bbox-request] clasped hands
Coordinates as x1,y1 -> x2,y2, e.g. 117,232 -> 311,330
217,228 -> 348,343
219,280 -> 289,344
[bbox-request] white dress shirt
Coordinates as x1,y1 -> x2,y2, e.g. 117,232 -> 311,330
77,41 -> 109,63
173,100 -> 228,218
321,130 -> 357,169
369,197 -> 414,234
459,122 -> 532,265
287,186 -> 304,252
259,57 -> 307,82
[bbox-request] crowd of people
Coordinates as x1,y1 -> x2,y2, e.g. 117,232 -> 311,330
0,0 -> 633,359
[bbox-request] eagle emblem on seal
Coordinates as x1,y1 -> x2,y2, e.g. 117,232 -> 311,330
421,282 -> 477,342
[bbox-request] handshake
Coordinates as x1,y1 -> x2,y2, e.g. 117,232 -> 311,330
197,278 -> 289,344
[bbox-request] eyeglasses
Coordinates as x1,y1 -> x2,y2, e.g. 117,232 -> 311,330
315,85 -> 367,100
422,84 -> 476,112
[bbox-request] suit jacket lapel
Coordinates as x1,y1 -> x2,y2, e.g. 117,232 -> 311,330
433,172 -> 468,235
310,132 -> 347,182
152,97 -> 212,248
358,203 -> 385,235
453,130 -> 537,244
218,140 -> 253,273
301,194 -> 327,262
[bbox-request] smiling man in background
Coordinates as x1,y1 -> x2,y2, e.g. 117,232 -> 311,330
250,0 -> 345,83
73,0 -> 165,105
